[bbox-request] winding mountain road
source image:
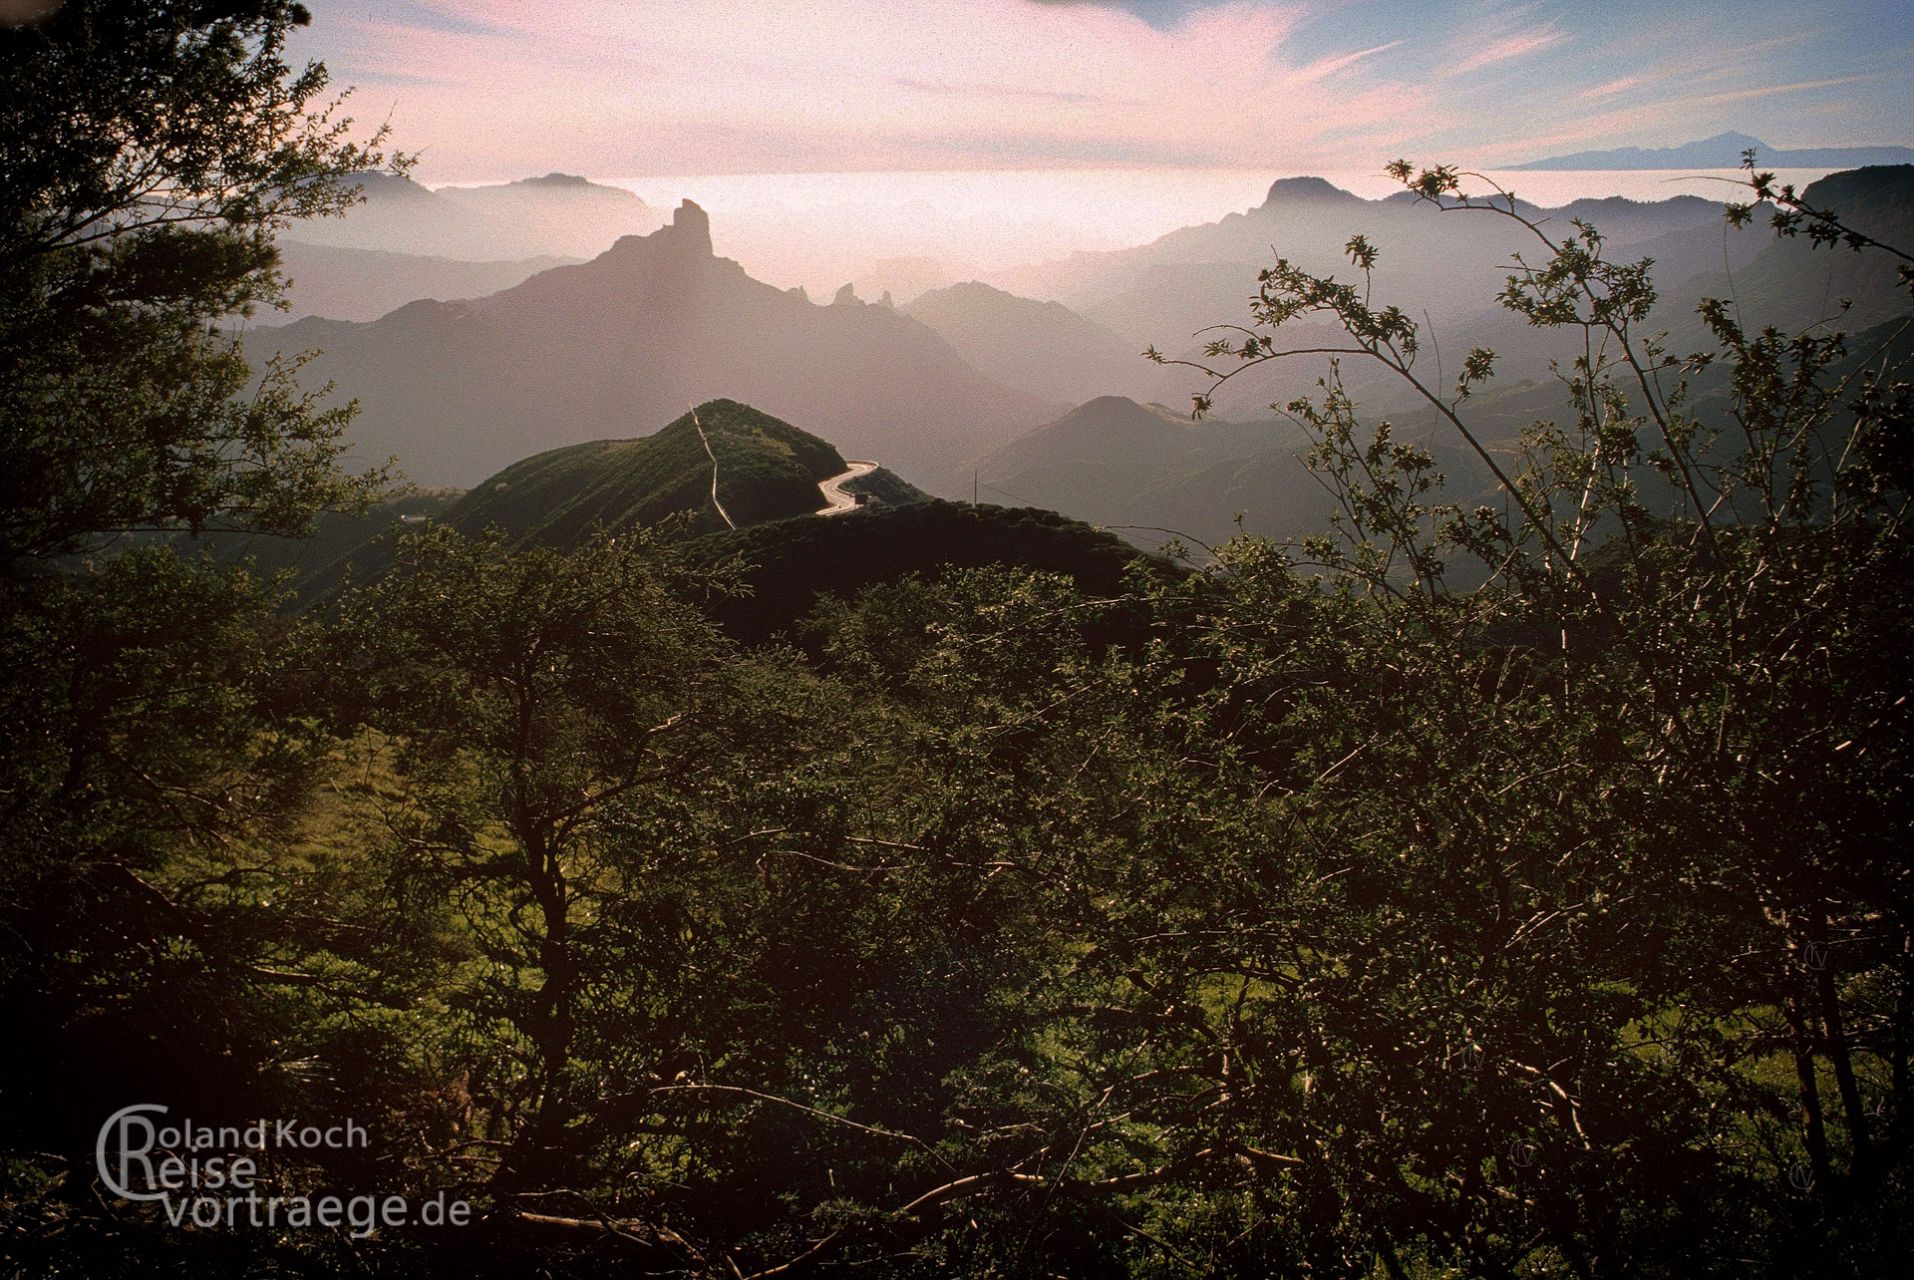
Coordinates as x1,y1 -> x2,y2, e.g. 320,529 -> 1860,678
689,406 -> 736,530
815,461 -> 877,516
694,408 -> 875,526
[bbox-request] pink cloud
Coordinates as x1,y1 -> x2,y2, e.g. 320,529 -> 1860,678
1445,28 -> 1566,78
1578,75 -> 1644,102
297,0 -> 1438,179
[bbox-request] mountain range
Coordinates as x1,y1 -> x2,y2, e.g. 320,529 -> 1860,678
1513,132 -> 1914,171
255,202 -> 1057,487
969,394 -> 1490,554
900,282 -> 1156,404
273,171 -> 665,321
971,303 -> 1914,558
273,242 -> 574,322
984,175 -> 1784,418
252,165 -> 1913,570
289,170 -> 663,260
1656,165 -> 1914,338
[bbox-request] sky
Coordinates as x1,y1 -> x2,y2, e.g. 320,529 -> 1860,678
292,0 -> 1913,184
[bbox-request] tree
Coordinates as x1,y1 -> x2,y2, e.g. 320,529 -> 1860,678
1114,158 -> 1914,1274
0,7 -> 402,1270
0,0 -> 393,570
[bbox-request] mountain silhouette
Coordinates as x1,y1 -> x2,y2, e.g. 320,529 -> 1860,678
257,202 -> 1056,487
286,170 -> 661,260
901,282 -> 1156,403
1659,166 -> 1914,337
274,241 -> 575,321
436,173 -> 665,258
1514,132 -> 1914,170
988,175 -> 1787,417
970,396 -> 1316,550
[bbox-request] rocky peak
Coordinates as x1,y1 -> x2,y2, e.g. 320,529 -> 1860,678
1260,176 -> 1362,207
601,198 -> 713,266
668,199 -> 713,256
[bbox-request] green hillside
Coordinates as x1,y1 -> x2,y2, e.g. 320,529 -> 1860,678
441,398 -> 847,544
839,465 -> 925,506
275,400 -> 860,603
177,488 -> 460,584
680,498 -> 1170,643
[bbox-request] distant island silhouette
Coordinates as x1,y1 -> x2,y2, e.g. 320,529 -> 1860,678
1513,131 -> 1914,170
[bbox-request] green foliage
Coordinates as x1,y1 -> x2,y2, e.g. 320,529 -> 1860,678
0,8 -> 408,1272
335,526 -> 740,1189
1,0 -> 396,567
1114,157 -> 1914,1276
436,400 -> 849,549
684,498 -> 1168,644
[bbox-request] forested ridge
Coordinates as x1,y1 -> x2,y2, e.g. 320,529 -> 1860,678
2,4 -> 1911,1277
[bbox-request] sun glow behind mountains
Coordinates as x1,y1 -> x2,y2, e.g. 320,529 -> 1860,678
586,166 -> 1838,298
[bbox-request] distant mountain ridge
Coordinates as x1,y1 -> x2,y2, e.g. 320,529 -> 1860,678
1657,165 -> 1914,337
975,305 -> 1914,557
259,202 -> 1057,487
987,171 -> 1772,418
971,396 -> 1319,551
1513,131 -> 1914,171
901,282 -> 1156,404
274,241 -> 574,321
288,170 -> 662,260
434,173 -> 664,258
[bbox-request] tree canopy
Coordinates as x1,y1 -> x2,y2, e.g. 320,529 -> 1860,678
0,0 -> 393,567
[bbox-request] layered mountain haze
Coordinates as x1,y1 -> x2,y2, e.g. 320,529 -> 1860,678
970,395 -> 1329,551
901,282 -> 1157,404
435,173 -> 666,258
987,175 -> 1791,417
973,384 -> 1548,553
287,170 -> 662,259
273,242 -> 575,321
255,166 -> 1914,533
1515,132 -> 1914,170
979,305 -> 1914,557
851,256 -> 956,306
976,396 -> 1281,493
284,171 -> 503,258
273,171 -> 662,320
258,202 -> 1056,487
1000,177 -> 1767,316
1659,166 -> 1914,338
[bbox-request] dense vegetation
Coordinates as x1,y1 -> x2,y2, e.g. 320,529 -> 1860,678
2,7 -> 1911,1278
681,499 -> 1166,643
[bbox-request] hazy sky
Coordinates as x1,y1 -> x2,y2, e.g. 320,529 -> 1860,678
294,0 -> 1913,182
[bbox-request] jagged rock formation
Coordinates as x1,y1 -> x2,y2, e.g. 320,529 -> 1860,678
260,202 -> 1054,486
